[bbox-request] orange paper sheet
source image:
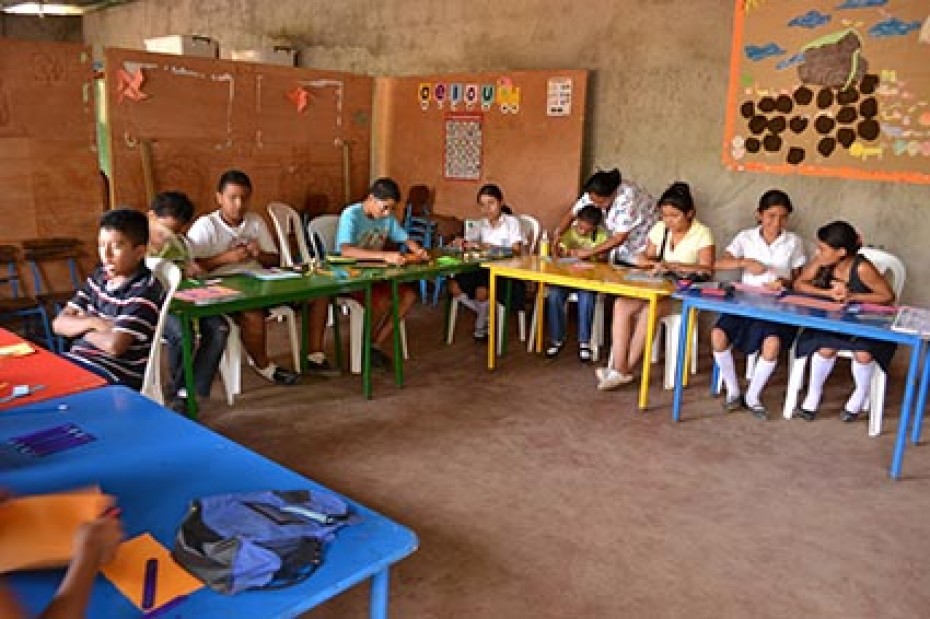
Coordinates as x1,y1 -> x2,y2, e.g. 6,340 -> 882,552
0,490 -> 113,573
102,533 -> 203,611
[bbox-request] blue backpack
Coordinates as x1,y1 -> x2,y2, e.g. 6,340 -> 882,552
172,489 -> 351,594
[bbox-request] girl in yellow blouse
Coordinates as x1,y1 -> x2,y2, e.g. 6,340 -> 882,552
596,182 -> 715,391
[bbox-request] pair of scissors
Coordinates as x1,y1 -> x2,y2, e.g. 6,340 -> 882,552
0,384 -> 46,404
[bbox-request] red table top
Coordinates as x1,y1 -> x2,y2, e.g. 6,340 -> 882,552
0,329 -> 107,411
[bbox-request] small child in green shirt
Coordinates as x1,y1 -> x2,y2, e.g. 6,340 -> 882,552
545,205 -> 608,362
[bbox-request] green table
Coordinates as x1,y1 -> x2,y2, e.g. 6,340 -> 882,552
170,272 -> 376,418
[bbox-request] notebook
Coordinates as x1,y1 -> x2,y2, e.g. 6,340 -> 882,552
891,306 -> 930,336
173,285 -> 244,305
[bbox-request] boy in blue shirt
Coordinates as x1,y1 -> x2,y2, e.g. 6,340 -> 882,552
335,177 -> 428,368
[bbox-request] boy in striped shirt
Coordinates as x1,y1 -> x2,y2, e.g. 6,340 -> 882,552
53,209 -> 165,390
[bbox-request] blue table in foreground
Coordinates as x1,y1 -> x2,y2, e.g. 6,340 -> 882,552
0,386 -> 418,618
670,290 -> 926,480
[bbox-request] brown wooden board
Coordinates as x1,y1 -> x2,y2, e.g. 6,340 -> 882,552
0,38 -> 100,291
377,70 -> 587,231
105,48 -> 373,222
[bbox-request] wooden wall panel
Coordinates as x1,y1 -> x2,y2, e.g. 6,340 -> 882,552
0,38 -> 102,290
377,70 -> 588,231
106,48 -> 373,220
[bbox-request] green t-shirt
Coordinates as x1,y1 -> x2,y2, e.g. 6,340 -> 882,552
559,226 -> 608,252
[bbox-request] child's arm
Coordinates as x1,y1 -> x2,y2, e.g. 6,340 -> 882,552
195,245 -> 252,273
664,245 -> 716,276
55,307 -> 135,357
553,207 -> 577,241
793,258 -> 836,299
340,243 -> 407,265
848,260 -> 895,305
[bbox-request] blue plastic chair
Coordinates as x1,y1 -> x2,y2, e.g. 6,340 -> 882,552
402,187 -> 444,305
0,244 -> 55,349
22,237 -> 83,352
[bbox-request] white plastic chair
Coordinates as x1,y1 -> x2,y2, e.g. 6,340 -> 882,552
518,214 -> 541,254
652,313 -> 700,390
782,247 -> 906,436
140,257 -> 182,406
308,214 -> 408,374
214,203 -> 302,405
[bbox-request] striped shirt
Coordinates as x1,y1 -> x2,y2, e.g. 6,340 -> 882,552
64,265 -> 165,390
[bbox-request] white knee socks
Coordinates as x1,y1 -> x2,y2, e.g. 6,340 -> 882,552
713,349 -> 740,400
845,360 -> 874,413
745,358 -> 777,408
802,353 -> 836,411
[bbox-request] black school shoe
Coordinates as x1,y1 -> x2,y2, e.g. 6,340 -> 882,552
795,407 -> 818,421
545,341 -> 564,359
578,343 -> 593,364
271,367 -> 300,385
306,357 -> 341,377
840,409 -> 862,423
745,401 -> 769,421
369,347 -> 393,370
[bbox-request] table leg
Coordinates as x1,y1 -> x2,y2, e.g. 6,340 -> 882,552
535,283 -> 545,354
488,271 -> 497,370
638,296 -> 658,410
500,279 -> 512,356
369,568 -> 390,619
300,302 -> 309,373
179,315 -> 198,419
364,285 -> 372,399
682,307 -> 696,388
391,279 -> 403,387
672,301 -> 692,422
910,341 -> 930,445
891,342 -> 922,479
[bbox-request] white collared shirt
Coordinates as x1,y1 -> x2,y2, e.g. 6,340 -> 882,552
726,226 -> 806,286
187,210 -> 278,276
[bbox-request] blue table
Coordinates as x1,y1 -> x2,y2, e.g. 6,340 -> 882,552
670,290 -> 926,480
0,386 -> 417,618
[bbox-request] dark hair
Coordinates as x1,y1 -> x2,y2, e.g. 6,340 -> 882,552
369,177 -> 401,202
817,220 -> 861,256
658,182 -> 695,214
151,191 -> 195,224
576,204 -> 603,227
217,169 -> 252,193
477,183 -> 504,203
100,208 -> 149,247
758,189 -> 793,214
583,168 -> 622,198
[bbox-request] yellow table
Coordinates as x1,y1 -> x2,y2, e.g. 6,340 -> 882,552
484,256 -> 675,409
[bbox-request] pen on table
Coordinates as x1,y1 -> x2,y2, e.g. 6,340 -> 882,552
14,426 -> 85,451
142,594 -> 188,618
142,558 -> 159,610
11,422 -> 77,443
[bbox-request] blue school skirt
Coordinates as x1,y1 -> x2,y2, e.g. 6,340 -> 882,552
715,314 -> 799,355
794,329 -> 896,372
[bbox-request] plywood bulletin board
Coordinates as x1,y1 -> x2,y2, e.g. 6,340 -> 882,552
105,48 -> 374,218
724,0 -> 930,184
377,69 -> 588,229
0,37 -> 101,279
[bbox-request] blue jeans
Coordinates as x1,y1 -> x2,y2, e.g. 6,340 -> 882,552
163,314 -> 230,398
546,286 -> 596,345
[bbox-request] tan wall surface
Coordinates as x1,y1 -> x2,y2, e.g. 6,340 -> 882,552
84,0 -> 930,303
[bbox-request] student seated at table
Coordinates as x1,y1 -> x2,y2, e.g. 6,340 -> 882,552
711,189 -> 806,420
335,177 -> 428,368
545,204 -> 608,362
791,221 -> 895,422
596,182 -> 715,391
187,170 -> 336,387
53,209 -> 165,391
0,498 -> 124,619
148,191 -> 230,412
447,183 -> 525,341
553,168 -> 657,268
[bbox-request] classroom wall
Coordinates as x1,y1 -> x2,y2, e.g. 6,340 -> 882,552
0,14 -> 82,42
83,0 -> 930,303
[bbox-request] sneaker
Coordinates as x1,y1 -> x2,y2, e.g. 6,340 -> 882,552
597,369 -> 635,391
306,357 -> 341,377
271,367 -> 300,385
545,341 -> 564,359
840,409 -> 861,423
745,400 -> 769,421
369,347 -> 392,370
473,328 -> 488,342
578,343 -> 593,364
795,407 -> 818,421
722,394 -> 743,413
595,366 -> 610,382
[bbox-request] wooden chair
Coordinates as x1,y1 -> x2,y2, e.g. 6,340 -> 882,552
0,244 -> 55,350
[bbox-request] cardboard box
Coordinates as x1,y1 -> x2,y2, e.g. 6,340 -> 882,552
144,35 -> 218,58
228,47 -> 298,67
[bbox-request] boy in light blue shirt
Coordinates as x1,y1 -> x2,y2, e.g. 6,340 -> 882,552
336,177 -> 428,369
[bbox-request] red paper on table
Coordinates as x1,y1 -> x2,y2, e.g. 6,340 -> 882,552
0,328 -> 107,410
731,282 -> 782,296
779,295 -> 845,312
856,302 -> 898,314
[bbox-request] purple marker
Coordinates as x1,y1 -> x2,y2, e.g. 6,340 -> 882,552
142,558 -> 158,610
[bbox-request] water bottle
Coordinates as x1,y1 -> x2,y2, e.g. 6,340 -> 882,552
539,230 -> 550,259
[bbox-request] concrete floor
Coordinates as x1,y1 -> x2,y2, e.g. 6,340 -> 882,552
196,303 -> 930,618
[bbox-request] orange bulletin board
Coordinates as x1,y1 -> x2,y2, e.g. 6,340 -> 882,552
377,70 -> 588,229
724,0 -> 930,184
0,38 -> 101,280
105,48 -> 374,218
